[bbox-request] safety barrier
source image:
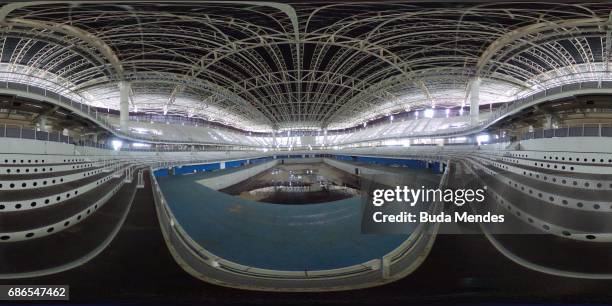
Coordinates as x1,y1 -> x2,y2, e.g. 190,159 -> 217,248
2,80 -> 612,147
521,124 -> 612,140
0,81 -> 235,146
333,81 -> 612,146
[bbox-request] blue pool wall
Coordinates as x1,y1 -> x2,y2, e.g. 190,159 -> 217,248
154,154 -> 445,177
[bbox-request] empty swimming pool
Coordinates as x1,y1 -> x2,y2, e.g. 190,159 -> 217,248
156,168 -> 412,271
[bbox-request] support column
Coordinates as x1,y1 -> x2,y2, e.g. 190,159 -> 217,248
469,78 -> 481,124
272,130 -> 277,148
323,128 -> 328,146
137,170 -> 145,188
37,116 -> 48,132
544,113 -> 553,129
119,81 -> 131,131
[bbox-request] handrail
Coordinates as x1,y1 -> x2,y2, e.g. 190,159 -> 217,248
0,123 -> 72,144
0,123 -> 272,152
333,123 -> 612,150
521,124 -> 612,140
334,81 -> 612,146
2,80 -> 612,148
0,81 -> 257,147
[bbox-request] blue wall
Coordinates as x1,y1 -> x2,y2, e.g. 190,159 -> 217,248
226,159 -> 247,168
174,163 -> 221,175
153,168 -> 169,177
334,155 -> 438,171
249,156 -> 274,164
154,154 -> 443,177
335,155 -> 353,161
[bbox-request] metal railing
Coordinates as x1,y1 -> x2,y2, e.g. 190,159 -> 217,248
0,124 -> 72,143
335,81 -> 612,146
2,80 -> 612,148
522,124 -> 612,140
0,81 -> 251,146
437,81 -> 612,137
0,123 -> 267,153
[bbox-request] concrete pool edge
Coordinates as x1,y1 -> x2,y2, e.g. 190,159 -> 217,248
149,160 -> 450,291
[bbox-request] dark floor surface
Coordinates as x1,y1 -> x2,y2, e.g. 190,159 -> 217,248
257,190 -> 353,204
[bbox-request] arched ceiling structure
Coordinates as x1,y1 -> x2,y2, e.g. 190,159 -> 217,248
0,2 -> 610,132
